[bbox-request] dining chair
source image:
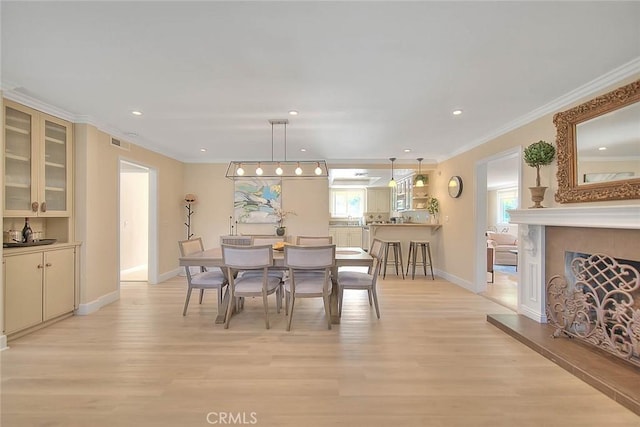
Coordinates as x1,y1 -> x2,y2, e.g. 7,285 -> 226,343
178,237 -> 228,317
337,238 -> 383,318
251,235 -> 285,246
296,236 -> 333,245
283,244 -> 336,331
220,235 -> 252,246
221,244 -> 282,329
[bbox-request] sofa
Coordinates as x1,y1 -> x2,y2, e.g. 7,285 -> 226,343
486,231 -> 517,266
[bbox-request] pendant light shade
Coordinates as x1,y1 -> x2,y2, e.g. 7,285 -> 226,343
414,157 -> 426,187
388,157 -> 397,187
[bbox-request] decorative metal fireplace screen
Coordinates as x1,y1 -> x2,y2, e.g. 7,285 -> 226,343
547,252 -> 640,368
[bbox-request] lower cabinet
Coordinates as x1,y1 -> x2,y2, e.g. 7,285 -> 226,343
329,227 -> 362,248
4,246 -> 76,336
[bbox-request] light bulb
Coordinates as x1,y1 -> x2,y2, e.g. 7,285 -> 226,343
315,163 -> 322,175
415,178 -> 424,187
295,163 -> 303,175
275,164 -> 283,175
236,164 -> 245,176
256,163 -> 263,176
388,178 -> 396,187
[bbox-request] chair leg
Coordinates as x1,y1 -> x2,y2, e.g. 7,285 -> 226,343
426,243 -> 435,280
263,291 -> 270,329
406,242 -> 413,276
199,289 -> 205,304
372,287 -> 380,319
412,243 -> 418,280
182,288 -> 193,316
338,287 -> 344,317
382,243 -> 390,279
285,289 -> 290,316
323,295 -> 332,330
287,296 -> 295,331
224,293 -> 234,329
367,289 -> 373,306
398,243 -> 404,280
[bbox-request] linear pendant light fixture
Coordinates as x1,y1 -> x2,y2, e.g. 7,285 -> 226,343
226,119 -> 328,178
414,157 -> 427,187
388,157 -> 397,187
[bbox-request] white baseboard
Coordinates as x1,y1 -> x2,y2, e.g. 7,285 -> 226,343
519,304 -> 547,323
0,335 -> 7,351
158,268 -> 181,283
75,289 -> 120,315
435,268 -> 476,292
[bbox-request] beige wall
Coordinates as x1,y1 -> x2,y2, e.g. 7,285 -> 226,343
75,124 -> 184,304
435,74 -> 640,286
183,164 -> 330,247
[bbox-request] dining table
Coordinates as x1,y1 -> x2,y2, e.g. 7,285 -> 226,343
179,246 -> 374,324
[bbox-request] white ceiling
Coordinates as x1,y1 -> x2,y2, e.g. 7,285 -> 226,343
2,1 -> 640,173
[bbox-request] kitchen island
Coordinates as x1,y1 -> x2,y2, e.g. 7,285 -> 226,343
367,223 -> 441,273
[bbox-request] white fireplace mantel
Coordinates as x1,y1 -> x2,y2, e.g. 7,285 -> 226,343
506,205 -> 640,323
509,205 -> 640,229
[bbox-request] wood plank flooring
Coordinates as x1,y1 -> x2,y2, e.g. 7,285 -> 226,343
2,273 -> 639,426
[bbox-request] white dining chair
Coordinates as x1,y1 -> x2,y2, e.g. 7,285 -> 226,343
337,238 -> 383,318
178,237 -> 228,318
296,236 -> 333,246
221,244 -> 282,329
283,244 -> 336,331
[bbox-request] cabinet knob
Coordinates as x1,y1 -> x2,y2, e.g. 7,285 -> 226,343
37,264 -> 44,269
31,201 -> 39,212
45,263 -> 52,267
41,202 -> 47,212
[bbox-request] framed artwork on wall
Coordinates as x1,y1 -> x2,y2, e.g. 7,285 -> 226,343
234,178 -> 282,223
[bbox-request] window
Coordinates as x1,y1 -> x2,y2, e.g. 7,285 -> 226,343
497,188 -> 518,224
330,188 -> 365,217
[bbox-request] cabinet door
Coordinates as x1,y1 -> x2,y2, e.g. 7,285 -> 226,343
40,114 -> 72,216
4,253 -> 43,334
375,189 -> 390,213
348,228 -> 362,248
4,102 -> 38,215
43,248 -> 75,321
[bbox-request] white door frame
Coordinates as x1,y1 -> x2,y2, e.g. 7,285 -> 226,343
118,158 -> 159,285
474,147 -> 522,295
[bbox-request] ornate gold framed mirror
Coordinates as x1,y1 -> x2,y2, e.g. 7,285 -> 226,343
554,79 -> 640,203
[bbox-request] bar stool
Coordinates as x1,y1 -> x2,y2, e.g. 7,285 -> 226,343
406,240 -> 435,280
381,240 -> 405,279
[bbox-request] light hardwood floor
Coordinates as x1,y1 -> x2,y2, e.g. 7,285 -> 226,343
2,273 -> 638,426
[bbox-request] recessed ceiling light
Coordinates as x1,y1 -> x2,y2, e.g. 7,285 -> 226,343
200,148 -> 207,152
404,149 -> 411,153
300,148 -> 306,152
598,146 -> 607,151
132,110 -> 143,116
452,109 -> 463,116
289,110 -> 299,116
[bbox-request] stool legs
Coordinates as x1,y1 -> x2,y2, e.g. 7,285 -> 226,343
382,241 -> 404,279
406,241 -> 435,280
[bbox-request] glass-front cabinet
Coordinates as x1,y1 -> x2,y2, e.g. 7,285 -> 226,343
4,100 -> 72,217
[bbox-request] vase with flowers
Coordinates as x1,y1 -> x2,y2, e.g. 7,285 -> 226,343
274,208 -> 296,236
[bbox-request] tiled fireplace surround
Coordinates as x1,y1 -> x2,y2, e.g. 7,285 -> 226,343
489,205 -> 640,414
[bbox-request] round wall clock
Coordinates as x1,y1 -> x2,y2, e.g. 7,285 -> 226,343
448,176 -> 463,198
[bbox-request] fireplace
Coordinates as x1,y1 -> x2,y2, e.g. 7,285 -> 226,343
546,251 -> 640,367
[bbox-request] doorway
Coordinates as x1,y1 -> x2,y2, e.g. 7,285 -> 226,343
474,148 -> 521,311
119,160 -> 150,282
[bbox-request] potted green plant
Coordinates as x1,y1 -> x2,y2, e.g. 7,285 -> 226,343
427,196 -> 439,223
524,140 -> 556,208
274,208 -> 296,236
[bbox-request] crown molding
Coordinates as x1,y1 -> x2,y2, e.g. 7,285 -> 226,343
439,57 -> 640,163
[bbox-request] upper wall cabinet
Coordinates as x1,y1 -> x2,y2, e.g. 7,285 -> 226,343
4,100 -> 73,217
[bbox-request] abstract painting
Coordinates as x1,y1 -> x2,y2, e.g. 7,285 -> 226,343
234,178 -> 282,223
